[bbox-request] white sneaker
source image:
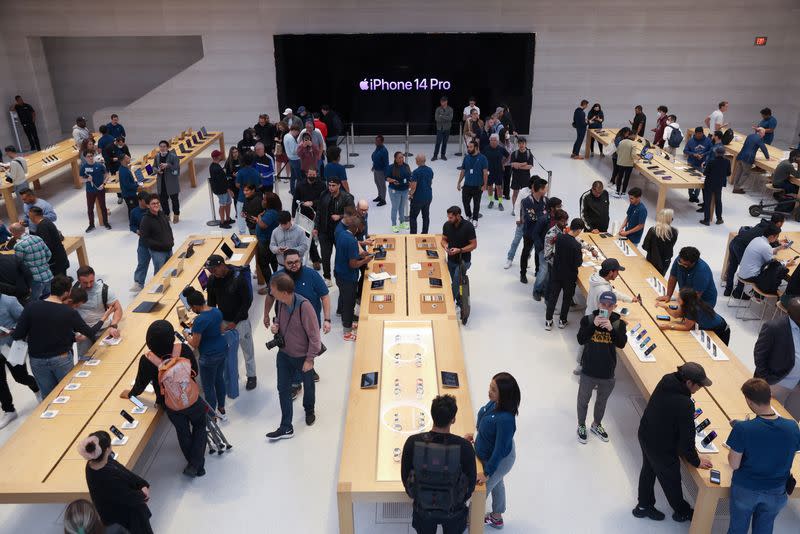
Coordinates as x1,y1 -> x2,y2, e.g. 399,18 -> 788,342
35,391 -> 42,403
129,283 -> 143,292
503,259 -> 512,269
511,210 -> 515,217
0,411 -> 18,430
216,410 -> 228,422
544,320 -> 553,331
325,278 -> 333,288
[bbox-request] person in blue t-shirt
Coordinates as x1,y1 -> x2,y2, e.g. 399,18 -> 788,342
106,114 -> 126,140
732,128 -> 770,194
726,378 -> 800,534
659,246 -> 718,308
253,192 -> 281,290
457,140 -> 489,226
619,187 -> 647,244
96,125 -> 114,151
79,151 -> 110,232
386,152 -> 411,232
117,154 -> 139,220
130,192 -> 151,292
333,217 -> 373,341
371,135 -> 389,205
465,372 -> 520,530
656,287 -> 730,344
409,154 -> 434,234
324,145 -> 349,193
183,287 -> 228,415
235,151 -> 261,233
757,108 -> 777,145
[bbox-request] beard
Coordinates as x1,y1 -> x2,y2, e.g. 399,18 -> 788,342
286,267 -> 302,280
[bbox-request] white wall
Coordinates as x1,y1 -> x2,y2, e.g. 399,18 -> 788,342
2,0 -> 799,149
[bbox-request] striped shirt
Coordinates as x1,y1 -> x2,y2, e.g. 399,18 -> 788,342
14,234 -> 53,283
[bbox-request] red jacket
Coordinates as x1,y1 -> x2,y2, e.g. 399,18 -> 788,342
653,114 -> 668,145
314,119 -> 328,140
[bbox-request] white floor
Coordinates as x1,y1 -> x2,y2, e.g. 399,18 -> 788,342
0,141 -> 798,533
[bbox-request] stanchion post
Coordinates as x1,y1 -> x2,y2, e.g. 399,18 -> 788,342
454,121 -> 463,157
348,123 -> 359,157
404,122 -> 413,157
344,130 -> 355,169
206,178 -> 220,227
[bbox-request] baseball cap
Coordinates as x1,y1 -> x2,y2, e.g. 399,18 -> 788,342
327,176 -> 342,185
204,254 -> 226,268
601,258 -> 626,272
283,108 -> 293,115
598,291 -> 617,305
211,149 -> 222,159
678,362 -> 712,387
297,106 -> 306,113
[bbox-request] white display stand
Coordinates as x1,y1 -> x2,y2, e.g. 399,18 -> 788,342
695,431 -> 719,454
40,410 -> 59,419
121,420 -> 139,430
690,328 -> 730,361
646,276 -> 668,297
629,331 -> 657,362
111,436 -> 129,446
614,239 -> 637,257
52,396 -> 70,404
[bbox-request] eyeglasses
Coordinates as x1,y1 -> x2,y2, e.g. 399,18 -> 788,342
285,259 -> 301,266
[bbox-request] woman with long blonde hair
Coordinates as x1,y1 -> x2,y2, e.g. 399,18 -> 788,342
642,208 -> 679,275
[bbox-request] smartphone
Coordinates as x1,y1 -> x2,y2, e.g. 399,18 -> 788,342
174,331 -> 187,344
120,410 -> 135,424
639,336 -> 651,348
643,343 -> 657,356
669,304 -> 678,310
656,314 -> 670,321
636,329 -> 648,341
694,407 -> 703,419
630,323 -> 642,335
429,278 -> 443,288
598,309 -> 610,319
441,371 -> 460,388
109,425 -> 125,440
710,469 -> 721,485
712,345 -> 718,357
701,431 -> 718,447
370,280 -> 385,290
600,233 -> 611,238
360,372 -> 378,389
695,418 -> 711,433
129,395 -> 145,410
425,250 -> 439,259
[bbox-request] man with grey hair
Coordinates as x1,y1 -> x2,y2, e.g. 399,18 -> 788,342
481,133 -> 509,212
732,127 -> 770,194
409,154 -> 434,234
9,222 -> 52,300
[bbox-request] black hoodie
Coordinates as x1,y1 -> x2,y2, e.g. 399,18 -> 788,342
577,310 -> 626,379
582,190 -> 610,232
139,210 -> 174,252
638,372 -> 701,467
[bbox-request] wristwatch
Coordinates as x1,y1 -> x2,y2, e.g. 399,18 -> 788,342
110,324 -> 118,329
324,319 -> 331,323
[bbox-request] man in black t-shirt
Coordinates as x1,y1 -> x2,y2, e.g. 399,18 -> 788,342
401,395 -> 477,534
9,95 -> 40,151
441,206 -> 477,306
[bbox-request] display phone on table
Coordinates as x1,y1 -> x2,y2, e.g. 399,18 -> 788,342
710,469 -> 721,485
120,410 -> 135,424
129,395 -> 145,410
109,425 -> 125,440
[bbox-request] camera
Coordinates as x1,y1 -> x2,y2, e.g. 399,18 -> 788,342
266,333 -> 285,350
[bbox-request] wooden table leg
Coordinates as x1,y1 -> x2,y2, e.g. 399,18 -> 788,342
2,188 -> 18,222
730,158 -> 739,185
218,133 -> 225,155
71,160 -> 82,188
469,495 -> 487,534
95,195 -> 107,226
688,487 -> 719,534
336,483 -> 354,534
584,130 -> 591,158
656,186 -> 667,212
188,160 -> 197,188
75,241 -> 89,268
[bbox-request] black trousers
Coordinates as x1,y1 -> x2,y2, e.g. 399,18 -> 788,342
702,186 -> 723,221
158,179 -> 180,216
610,154 -> 619,186
336,277 -> 358,329
461,185 -> 482,220
590,136 -> 604,155
545,278 -> 576,322
22,123 -> 41,151
166,400 -> 207,471
256,241 -> 278,283
412,508 -> 468,534
616,166 -> 634,194
0,355 -> 39,413
502,166 -> 512,199
520,236 -> 535,276
123,195 -> 138,223
637,436 -> 691,515
318,231 -> 335,279
309,238 -> 321,264
409,200 -> 431,234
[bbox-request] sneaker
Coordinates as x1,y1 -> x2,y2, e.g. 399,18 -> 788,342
291,385 -> 301,400
313,370 -> 320,382
612,191 -> 621,199
558,319 -> 568,329
219,223 -> 232,229
520,273 -> 528,284
246,376 -> 257,390
590,423 -> 609,442
503,259 -> 512,269
325,278 -> 333,288
129,283 -> 143,292
306,412 -> 316,426
532,292 -> 542,302
0,411 -> 18,430
699,220 -> 710,226
441,156 -> 447,161
732,188 -> 746,194
476,213 -> 483,219
117,197 -> 123,205
472,219 -> 479,229
672,509 -> 694,523
312,262 -> 321,271
716,218 -> 724,225
391,225 -> 400,233
577,424 -> 588,444
498,203 -> 504,212
104,223 -> 112,230
431,156 -> 438,161
572,365 -> 582,375
85,225 -> 95,233
484,514 -> 504,529
372,197 -> 381,202
173,214 -> 179,223
632,506 -> 666,521
266,427 -> 294,440
216,408 -> 228,422
377,200 -> 386,206
183,465 -> 201,477
544,319 -> 553,331
196,468 -> 206,477
488,200 -> 494,209
343,332 -> 357,342
400,222 -> 409,229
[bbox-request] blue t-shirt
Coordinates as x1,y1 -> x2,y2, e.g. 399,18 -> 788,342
726,416 -> 800,490
235,166 -> 260,202
97,134 -> 114,151
688,306 -> 724,330
106,122 -> 126,139
118,166 -> 138,198
461,153 -> 488,187
481,145 -> 508,179
625,202 -> 647,244
386,163 -> 411,191
473,401 -> 516,477
80,162 -> 107,191
371,145 -> 389,172
130,206 -> 145,234
276,266 -> 329,321
334,230 -> 361,281
324,162 -> 348,183
192,307 -> 227,356
670,258 -> 718,307
410,165 -> 434,204
737,133 -> 769,165
759,116 -> 777,145
255,209 -> 280,245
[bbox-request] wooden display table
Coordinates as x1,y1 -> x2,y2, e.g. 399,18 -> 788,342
0,233 -> 255,503
338,235 -> 485,534
2,235 -> 88,269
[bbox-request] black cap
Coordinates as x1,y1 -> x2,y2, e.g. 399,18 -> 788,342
327,176 -> 342,184
601,258 -> 625,272
678,362 -> 712,387
204,254 -> 225,268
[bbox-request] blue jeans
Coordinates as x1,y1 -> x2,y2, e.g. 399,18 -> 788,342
447,259 -> 471,304
134,242 -> 151,286
237,210 -> 248,234
388,188 -> 408,226
199,351 -> 227,411
223,328 -> 240,399
533,252 -> 549,295
728,484 -> 788,534
289,159 -> 302,195
29,353 -> 74,398
150,249 -> 171,276
433,131 -> 449,158
506,224 -> 524,261
30,280 -> 51,301
483,443 -> 516,514
276,351 -> 315,430
573,128 -> 586,156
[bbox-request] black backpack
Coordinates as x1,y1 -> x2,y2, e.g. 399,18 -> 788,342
667,125 -> 684,148
754,259 -> 789,295
407,435 -> 468,519
71,279 -> 109,309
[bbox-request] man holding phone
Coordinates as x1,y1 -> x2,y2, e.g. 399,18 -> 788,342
79,151 -> 110,232
269,211 -> 309,268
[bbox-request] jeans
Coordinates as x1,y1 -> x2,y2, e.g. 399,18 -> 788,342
165,400 -> 206,471
545,279 -> 576,322
318,231 -> 335,279
507,224 -> 524,262
222,319 -> 256,379
573,127 -> 586,156
637,433 -> 691,515
134,242 -> 151,286
0,355 -> 39,412
725,243 -> 744,290
446,260 -> 470,305
199,351 -> 227,411
461,185 -> 482,220
520,237 -> 535,276
336,277 -> 358,330
409,200 -> 431,234
289,159 -> 302,195
222,328 -> 240,399
483,443 -> 515,514
412,507 -> 467,534
276,351 -> 315,430
86,191 -> 107,226
388,188 -> 408,226
237,210 -> 248,234
30,280 -> 51,301
373,170 -> 386,201
29,353 -> 74,398
616,166 -> 634,194
149,249 -> 171,276
702,186 -> 723,221
533,253 -> 549,296
728,485 -> 788,534
577,375 -> 616,426
433,131 -> 449,158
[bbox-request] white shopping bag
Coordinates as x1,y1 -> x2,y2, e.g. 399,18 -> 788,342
7,339 -> 28,366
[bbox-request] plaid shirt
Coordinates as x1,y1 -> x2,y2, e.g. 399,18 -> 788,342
14,234 -> 53,283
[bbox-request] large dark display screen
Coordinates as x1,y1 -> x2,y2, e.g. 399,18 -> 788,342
274,33 -> 535,135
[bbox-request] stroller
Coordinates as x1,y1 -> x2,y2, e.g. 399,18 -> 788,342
201,397 -> 233,455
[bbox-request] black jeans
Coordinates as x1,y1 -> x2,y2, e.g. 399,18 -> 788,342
166,400 -> 207,471
22,123 -> 41,151
637,435 -> 692,515
616,166 -> 633,194
0,355 -> 39,412
461,185 -> 482,220
123,195 -> 138,223
277,351 -> 315,430
409,200 -> 431,234
520,236 -> 534,276
336,277 -> 358,329
256,241 -> 278,283
433,131 -> 449,158
610,154 -> 619,186
590,136 -> 604,155
412,507 -> 468,534
572,128 -> 586,156
545,278 -> 576,322
702,186 -> 723,221
309,238 -> 321,264
318,231 -> 335,279
502,166 -> 512,199
725,243 -> 745,290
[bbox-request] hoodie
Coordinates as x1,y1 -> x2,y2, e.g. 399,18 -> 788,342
72,124 -> 90,145
139,210 -> 174,252
582,190 -> 610,232
577,310 -> 627,379
663,122 -> 682,148
638,372 -> 701,467
585,272 -> 633,313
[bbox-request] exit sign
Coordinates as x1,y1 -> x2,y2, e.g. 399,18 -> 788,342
754,36 -> 768,46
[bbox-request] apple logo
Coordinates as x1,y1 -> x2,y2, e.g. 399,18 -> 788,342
359,79 -> 370,91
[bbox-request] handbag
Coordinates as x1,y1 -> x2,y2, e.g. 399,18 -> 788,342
7,339 -> 28,366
